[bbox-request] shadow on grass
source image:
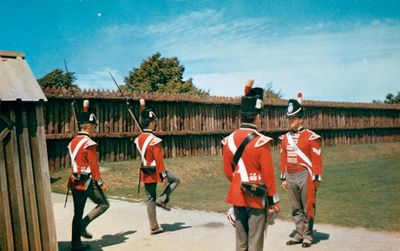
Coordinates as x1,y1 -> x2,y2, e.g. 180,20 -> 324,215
161,222 -> 192,232
58,230 -> 136,251
289,229 -> 330,244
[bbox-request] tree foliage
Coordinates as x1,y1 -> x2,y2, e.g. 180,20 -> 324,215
124,52 -> 208,95
264,82 -> 283,99
37,69 -> 79,89
384,92 -> 400,104
373,92 -> 400,104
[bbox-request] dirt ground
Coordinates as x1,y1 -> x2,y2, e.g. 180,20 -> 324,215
53,193 -> 400,251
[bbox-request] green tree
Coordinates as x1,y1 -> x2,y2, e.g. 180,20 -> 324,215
264,82 -> 283,99
373,92 -> 400,104
37,68 -> 79,89
384,92 -> 400,104
124,52 -> 208,95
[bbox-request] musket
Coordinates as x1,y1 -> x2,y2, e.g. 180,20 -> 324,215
64,58 -> 79,130
109,72 -> 143,133
63,58 -> 77,207
108,72 -> 143,195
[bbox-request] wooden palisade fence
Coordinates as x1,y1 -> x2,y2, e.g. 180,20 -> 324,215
43,87 -> 400,172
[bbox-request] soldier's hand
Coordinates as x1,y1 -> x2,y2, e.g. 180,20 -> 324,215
100,183 -> 109,192
271,203 -> 282,213
314,181 -> 321,189
162,177 -> 169,187
281,180 -> 288,192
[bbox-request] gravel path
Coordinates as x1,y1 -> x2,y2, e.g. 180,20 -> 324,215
53,193 -> 400,251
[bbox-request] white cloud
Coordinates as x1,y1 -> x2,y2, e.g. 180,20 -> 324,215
75,9 -> 400,102
77,68 -> 122,90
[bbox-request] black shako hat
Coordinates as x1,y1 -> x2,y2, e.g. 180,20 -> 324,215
139,99 -> 157,124
240,79 -> 264,116
78,100 -> 97,125
287,92 -> 304,117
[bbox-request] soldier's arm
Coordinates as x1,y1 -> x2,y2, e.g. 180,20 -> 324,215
310,138 -> 322,182
87,145 -> 102,184
153,143 -> 166,177
222,138 -> 233,182
279,135 -> 287,181
259,144 -> 280,205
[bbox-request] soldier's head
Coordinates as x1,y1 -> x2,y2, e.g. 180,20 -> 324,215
240,79 -> 264,127
78,100 -> 97,134
140,99 -> 158,130
287,92 -> 304,130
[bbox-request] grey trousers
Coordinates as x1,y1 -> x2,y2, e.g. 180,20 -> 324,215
286,170 -> 313,242
145,170 -> 180,230
157,170 -> 181,204
234,206 -> 266,251
144,183 -> 160,230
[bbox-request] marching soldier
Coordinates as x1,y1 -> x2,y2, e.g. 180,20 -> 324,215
68,100 -> 110,251
279,92 -> 323,248
222,80 -> 281,251
134,99 -> 180,235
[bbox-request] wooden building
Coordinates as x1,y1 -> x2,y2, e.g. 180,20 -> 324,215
0,51 -> 57,251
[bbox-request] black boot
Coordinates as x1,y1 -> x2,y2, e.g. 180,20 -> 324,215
80,217 -> 93,239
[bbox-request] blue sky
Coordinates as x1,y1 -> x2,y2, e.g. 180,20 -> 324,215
1,0 -> 399,102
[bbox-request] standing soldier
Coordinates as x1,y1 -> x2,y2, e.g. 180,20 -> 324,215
222,80 -> 281,251
68,100 -> 110,251
279,92 -> 323,248
134,99 -> 180,235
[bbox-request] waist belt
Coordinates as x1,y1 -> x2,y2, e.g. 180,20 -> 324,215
72,173 -> 91,181
140,166 -> 156,174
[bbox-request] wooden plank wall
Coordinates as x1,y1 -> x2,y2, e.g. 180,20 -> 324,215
0,102 -> 58,251
41,92 -> 400,172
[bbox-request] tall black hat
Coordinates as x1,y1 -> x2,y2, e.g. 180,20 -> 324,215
139,99 -> 157,124
78,100 -> 97,124
287,92 -> 304,117
240,79 -> 264,116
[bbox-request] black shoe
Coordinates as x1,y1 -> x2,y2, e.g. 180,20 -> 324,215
156,202 -> 171,211
302,240 -> 312,248
286,239 -> 303,245
71,243 -> 90,251
150,227 -> 164,235
80,228 -> 93,239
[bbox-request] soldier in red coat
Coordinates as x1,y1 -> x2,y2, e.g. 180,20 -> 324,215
134,99 -> 180,235
279,93 -> 323,248
68,100 -> 109,251
222,80 -> 281,251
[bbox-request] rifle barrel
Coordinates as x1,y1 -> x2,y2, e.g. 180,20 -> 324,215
109,72 -> 143,133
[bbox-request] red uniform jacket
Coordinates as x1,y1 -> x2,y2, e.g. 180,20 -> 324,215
134,130 -> 166,183
279,128 -> 322,218
222,125 -> 279,209
68,132 -> 101,190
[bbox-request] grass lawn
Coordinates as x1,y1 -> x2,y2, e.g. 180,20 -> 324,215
51,142 -> 400,232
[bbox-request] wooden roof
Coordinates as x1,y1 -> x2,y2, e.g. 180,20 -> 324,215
0,51 -> 47,102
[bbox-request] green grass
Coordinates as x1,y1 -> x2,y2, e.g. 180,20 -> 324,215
51,142 -> 400,231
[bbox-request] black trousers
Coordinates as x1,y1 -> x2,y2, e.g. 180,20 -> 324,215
71,181 -> 109,246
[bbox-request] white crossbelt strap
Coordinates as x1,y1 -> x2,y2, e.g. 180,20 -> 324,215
286,133 -> 314,178
136,135 -> 156,166
69,137 -> 88,173
227,133 -> 249,182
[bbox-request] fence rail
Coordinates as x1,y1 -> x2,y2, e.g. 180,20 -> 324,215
42,88 -> 400,171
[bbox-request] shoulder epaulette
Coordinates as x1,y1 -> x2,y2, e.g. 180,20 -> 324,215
221,136 -> 228,146
254,131 -> 273,148
306,129 -> 321,140
150,136 -> 162,146
83,137 -> 97,149
278,134 -> 285,141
